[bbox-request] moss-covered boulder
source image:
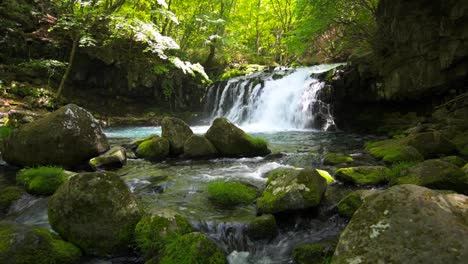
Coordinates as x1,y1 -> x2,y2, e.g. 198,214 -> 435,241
323,153 -> 353,165
335,166 -> 390,185
205,118 -> 271,157
183,135 -> 218,159
3,104 -> 109,168
257,168 -> 327,214
246,214 -> 278,241
0,221 -> 81,264
0,186 -> 24,213
135,213 -> 193,258
392,159 -> 467,193
405,131 -> 458,158
366,139 -> 423,163
160,232 -> 226,264
48,171 -> 141,256
463,163 -> 468,174
89,146 -> 127,170
161,117 -> 194,156
316,169 -> 336,184
442,156 -> 467,167
332,185 -> 468,263
292,241 -> 336,264
207,180 -> 257,207
136,136 -> 170,161
337,189 -> 380,218
16,166 -> 69,195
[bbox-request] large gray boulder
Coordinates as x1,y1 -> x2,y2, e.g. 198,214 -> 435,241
205,118 -> 270,157
332,184 -> 468,264
3,104 -> 109,168
161,117 -> 193,155
48,171 -> 141,256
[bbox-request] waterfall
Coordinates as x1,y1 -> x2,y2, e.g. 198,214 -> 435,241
205,64 -> 344,132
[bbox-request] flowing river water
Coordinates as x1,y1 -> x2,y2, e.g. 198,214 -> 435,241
1,65 -> 383,263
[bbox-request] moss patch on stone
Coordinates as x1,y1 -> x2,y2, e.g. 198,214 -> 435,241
336,190 -> 380,218
207,181 -> 257,207
0,186 -> 24,212
316,169 -> 335,184
292,241 -> 336,264
335,166 -> 390,185
16,166 -> 68,195
160,232 -> 226,264
136,136 -> 170,161
247,214 -> 278,241
323,153 -> 353,165
366,139 -> 423,164
441,156 -> 467,167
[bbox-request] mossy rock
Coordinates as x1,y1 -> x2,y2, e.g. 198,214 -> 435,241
257,168 -> 327,214
48,171 -> 142,256
246,214 -> 278,241
207,180 -> 257,207
323,153 -> 353,165
337,190 -> 380,218
335,166 -> 390,185
392,159 -> 467,193
404,131 -> 458,158
441,156 -> 467,167
205,118 -> 271,157
463,163 -> 468,174
2,104 -> 109,168
183,135 -> 218,159
292,241 -> 336,264
316,169 -> 336,184
161,117 -> 194,156
136,136 -> 170,161
0,221 -> 81,264
0,186 -> 24,213
135,213 -> 193,259
89,146 -> 127,170
160,232 -> 226,264
332,185 -> 468,263
16,166 -> 69,195
365,139 -> 423,163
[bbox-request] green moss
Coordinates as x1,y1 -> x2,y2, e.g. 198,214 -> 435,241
0,186 -> 24,210
323,153 -> 354,165
0,126 -> 12,140
207,181 -> 256,207
316,169 -> 335,184
335,166 -> 390,185
247,214 -> 278,241
365,139 -> 423,163
463,163 -> 468,174
387,161 -> 419,184
16,166 -> 68,195
337,190 -> 366,218
292,241 -> 336,264
136,136 -> 170,161
135,214 -> 193,258
160,232 -> 226,264
441,156 -> 466,167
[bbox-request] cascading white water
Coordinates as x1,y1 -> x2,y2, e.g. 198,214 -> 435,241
206,64 -> 344,132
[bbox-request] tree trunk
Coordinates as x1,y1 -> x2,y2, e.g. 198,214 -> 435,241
56,37 -> 78,97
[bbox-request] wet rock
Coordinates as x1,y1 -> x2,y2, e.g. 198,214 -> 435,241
257,168 -> 327,214
48,171 -> 141,256
0,221 -> 81,264
392,159 -> 467,193
293,241 -> 336,264
337,189 -> 381,218
183,135 -> 218,159
205,118 -> 271,157
323,153 -> 353,165
0,186 -> 24,214
90,146 -> 127,170
335,166 -> 390,185
3,104 -> 109,168
246,214 -> 278,241
161,117 -> 194,156
332,185 -> 468,264
136,136 -> 170,161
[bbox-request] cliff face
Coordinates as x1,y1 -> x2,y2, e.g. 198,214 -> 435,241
374,0 -> 468,99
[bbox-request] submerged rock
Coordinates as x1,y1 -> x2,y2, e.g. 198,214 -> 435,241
332,185 -> 468,263
136,136 -> 170,161
246,214 -> 278,241
392,159 -> 467,193
257,168 -> 327,214
89,146 -> 127,170
161,117 -> 194,156
0,221 -> 81,264
183,135 -> 218,159
335,166 -> 390,185
205,118 -> 271,157
3,104 -> 109,168
48,171 -> 141,256
159,232 -> 226,264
